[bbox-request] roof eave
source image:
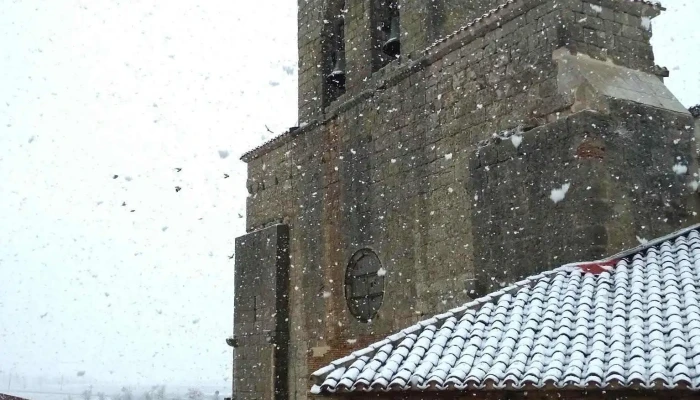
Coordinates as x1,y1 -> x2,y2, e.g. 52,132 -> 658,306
309,224 -> 700,390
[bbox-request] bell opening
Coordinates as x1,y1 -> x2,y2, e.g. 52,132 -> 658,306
382,39 -> 400,58
326,52 -> 346,88
382,16 -> 401,58
326,70 -> 346,87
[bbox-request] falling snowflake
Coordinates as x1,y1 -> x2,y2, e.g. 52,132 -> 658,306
636,236 -> 649,245
377,267 -> 387,277
444,153 -> 453,160
346,338 -> 357,344
673,163 -> 688,175
322,291 -> 331,299
218,150 -> 230,159
550,183 -> 571,204
511,135 -> 522,148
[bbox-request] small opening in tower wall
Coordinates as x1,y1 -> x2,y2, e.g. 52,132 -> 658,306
345,249 -> 385,323
371,0 -> 400,71
323,1 -> 346,107
326,19 -> 346,89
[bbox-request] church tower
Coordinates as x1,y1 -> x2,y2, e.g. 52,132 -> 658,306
232,0 -> 699,399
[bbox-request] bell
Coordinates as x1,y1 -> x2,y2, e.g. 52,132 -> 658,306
382,16 -> 401,57
326,53 -> 346,86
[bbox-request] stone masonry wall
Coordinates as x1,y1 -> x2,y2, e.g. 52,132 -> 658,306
234,225 -> 290,400
469,103 -> 699,294
298,0 -> 510,121
299,0 -> 661,122
237,1 -> 697,399
560,0 -> 660,73
250,4 -> 572,396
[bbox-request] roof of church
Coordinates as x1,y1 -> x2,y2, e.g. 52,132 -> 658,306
0,394 -> 30,400
311,224 -> 700,394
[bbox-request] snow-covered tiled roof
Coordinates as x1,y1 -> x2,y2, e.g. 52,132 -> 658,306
311,224 -> 700,394
0,394 -> 30,400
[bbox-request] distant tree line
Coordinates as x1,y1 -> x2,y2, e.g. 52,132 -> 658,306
63,385 -> 219,400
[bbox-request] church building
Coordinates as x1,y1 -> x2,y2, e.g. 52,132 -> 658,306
231,0 -> 700,399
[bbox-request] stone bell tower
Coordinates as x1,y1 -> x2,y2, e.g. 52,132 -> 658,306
232,0 -> 699,399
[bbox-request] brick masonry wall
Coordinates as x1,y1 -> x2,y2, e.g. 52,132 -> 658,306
238,0 -> 699,399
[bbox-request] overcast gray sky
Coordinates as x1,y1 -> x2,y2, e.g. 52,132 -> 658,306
0,0 -> 296,387
0,0 -> 698,390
